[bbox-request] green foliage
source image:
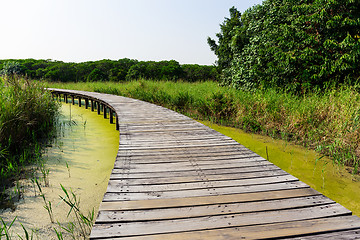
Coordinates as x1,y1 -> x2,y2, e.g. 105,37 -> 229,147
0,59 -> 217,83
0,216 -> 16,239
182,64 -> 218,82
199,91 -> 237,122
208,7 -> 246,70
214,0 -> 360,91
126,60 -> 188,81
87,68 -> 107,82
59,185 -> 94,239
0,62 -> 23,76
0,76 -> 59,199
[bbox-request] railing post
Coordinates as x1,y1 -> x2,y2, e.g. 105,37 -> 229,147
97,102 -> 101,115
116,115 -> 119,131
110,109 -> 114,123
103,105 -> 107,119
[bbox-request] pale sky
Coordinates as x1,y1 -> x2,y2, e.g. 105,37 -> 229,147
0,0 -> 262,65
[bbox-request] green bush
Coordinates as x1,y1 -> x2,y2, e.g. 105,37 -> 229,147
0,75 -> 59,188
210,0 -> 360,91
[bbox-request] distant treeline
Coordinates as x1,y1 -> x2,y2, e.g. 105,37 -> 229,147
0,59 -> 218,82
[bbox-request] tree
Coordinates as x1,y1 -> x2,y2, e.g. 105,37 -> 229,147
207,7 -> 246,70
87,68 -> 107,82
218,0 -> 360,91
0,61 -> 23,76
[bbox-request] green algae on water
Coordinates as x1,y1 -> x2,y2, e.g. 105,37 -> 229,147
201,121 -> 360,217
0,102 -> 119,239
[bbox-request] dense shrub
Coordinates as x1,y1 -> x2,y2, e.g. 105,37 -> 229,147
0,75 -> 59,187
210,0 -> 360,92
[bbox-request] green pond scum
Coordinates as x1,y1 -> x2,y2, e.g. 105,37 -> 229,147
0,102 -> 119,239
201,121 -> 360,217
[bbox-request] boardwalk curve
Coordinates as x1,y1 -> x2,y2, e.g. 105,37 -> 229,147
49,88 -> 360,239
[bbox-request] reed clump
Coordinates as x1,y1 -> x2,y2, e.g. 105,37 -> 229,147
0,75 -> 59,201
45,80 -> 360,173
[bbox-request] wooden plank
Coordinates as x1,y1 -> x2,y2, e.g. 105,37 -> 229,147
115,145 -> 252,156
119,142 -> 239,148
96,216 -> 360,240
90,203 -> 351,238
96,195 -> 334,223
114,156 -> 267,168
109,169 -> 288,182
287,229 -> 360,239
103,181 -> 309,201
113,158 -> 271,171
120,128 -> 214,134
99,188 -> 320,211
106,175 -> 298,193
115,153 -> 261,164
120,137 -> 234,144
116,147 -> 254,158
110,164 -> 281,176
117,142 -> 240,150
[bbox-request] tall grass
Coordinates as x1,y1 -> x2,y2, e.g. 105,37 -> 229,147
0,75 -> 59,203
46,80 -> 360,172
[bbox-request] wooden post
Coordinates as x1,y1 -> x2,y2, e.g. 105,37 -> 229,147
71,95 -> 75,105
110,109 -> 114,123
85,99 -> 89,109
91,100 -> 94,111
103,105 -> 107,119
79,97 -> 82,107
64,94 -> 68,103
97,102 -> 101,115
116,115 -> 119,130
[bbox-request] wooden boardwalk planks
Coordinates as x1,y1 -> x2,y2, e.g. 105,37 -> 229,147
49,89 -> 360,239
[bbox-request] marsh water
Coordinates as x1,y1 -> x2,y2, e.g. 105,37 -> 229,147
0,102 -> 119,239
202,121 -> 360,217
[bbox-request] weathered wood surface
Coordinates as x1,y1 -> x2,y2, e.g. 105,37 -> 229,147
49,89 -> 360,239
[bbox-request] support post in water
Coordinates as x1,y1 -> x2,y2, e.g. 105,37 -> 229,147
85,99 -> 89,109
91,100 -> 94,112
64,94 -> 68,103
97,102 -> 101,115
110,109 -> 114,124
79,97 -> 82,107
116,115 -> 119,130
71,95 -> 75,105
103,105 -> 107,119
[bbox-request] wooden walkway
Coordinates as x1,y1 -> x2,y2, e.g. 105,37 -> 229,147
49,89 -> 360,239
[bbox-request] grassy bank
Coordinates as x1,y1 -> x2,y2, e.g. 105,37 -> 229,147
0,76 -> 59,203
46,80 -> 360,173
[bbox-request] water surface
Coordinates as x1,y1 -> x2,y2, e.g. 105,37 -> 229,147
1,102 -> 119,238
201,121 -> 360,217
